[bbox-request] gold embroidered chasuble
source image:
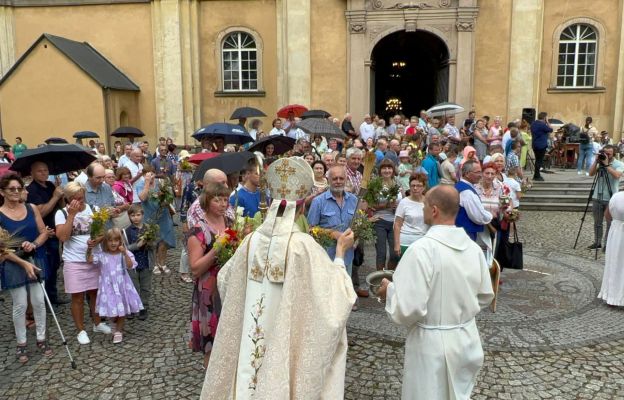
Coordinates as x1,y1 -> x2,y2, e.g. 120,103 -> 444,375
200,223 -> 356,399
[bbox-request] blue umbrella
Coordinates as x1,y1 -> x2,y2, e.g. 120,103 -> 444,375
191,123 -> 253,145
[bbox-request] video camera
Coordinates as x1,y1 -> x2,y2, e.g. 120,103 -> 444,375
597,150 -> 608,162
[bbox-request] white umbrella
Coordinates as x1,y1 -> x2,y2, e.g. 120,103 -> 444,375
426,102 -> 465,117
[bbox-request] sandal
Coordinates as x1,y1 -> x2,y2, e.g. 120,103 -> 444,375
36,340 -> 53,357
113,331 -> 123,344
16,345 -> 28,364
180,274 -> 193,283
153,265 -> 162,275
161,264 -> 171,274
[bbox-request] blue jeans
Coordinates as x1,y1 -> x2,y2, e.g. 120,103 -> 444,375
577,145 -> 593,172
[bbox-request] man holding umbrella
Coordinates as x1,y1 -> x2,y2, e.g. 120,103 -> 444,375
26,161 -> 68,305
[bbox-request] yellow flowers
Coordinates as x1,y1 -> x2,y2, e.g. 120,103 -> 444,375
310,226 -> 336,248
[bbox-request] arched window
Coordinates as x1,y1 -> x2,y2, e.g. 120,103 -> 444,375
222,31 -> 258,91
557,24 -> 597,88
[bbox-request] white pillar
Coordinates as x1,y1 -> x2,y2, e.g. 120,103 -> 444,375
507,0 -> 543,120
151,0 -> 201,145
0,6 -> 16,77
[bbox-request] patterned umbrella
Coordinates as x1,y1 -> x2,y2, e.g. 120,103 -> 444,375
191,123 -> 253,145
297,117 -> 346,140
277,104 -> 308,118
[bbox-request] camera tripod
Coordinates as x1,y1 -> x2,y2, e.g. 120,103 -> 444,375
573,162 -> 613,260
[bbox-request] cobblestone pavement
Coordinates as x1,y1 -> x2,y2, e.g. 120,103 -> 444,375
1,209 -> 624,399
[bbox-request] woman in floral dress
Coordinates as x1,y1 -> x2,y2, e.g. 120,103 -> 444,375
187,182 -> 232,368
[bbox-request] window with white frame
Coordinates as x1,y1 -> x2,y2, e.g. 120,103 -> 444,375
557,24 -> 597,88
222,32 -> 258,91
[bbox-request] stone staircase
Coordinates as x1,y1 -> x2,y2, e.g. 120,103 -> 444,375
521,170 -> 623,211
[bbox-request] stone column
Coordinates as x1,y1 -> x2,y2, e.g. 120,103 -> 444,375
454,19 -> 476,117
507,0 -> 543,120
0,6 -> 16,77
612,2 -> 624,142
151,0 -> 201,145
346,5 -> 368,122
276,0 -> 311,106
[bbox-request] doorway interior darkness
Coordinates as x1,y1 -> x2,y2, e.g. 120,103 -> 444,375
371,30 -> 449,121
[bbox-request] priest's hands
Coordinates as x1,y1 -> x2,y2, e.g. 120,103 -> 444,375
335,229 -> 355,259
378,278 -> 390,300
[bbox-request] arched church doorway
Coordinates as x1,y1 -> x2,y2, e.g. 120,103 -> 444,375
371,30 -> 449,120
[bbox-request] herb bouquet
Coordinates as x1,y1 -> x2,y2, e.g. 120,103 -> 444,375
138,223 -> 160,247
0,227 -> 25,257
362,176 -> 400,207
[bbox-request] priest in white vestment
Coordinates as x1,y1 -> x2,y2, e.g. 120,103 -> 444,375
200,157 -> 357,400
379,185 -> 494,400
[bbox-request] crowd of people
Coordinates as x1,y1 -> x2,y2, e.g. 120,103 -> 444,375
0,108 -> 623,399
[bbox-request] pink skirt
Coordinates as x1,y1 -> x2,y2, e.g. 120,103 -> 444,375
63,262 -> 100,294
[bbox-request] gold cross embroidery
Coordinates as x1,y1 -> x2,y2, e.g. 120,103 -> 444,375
276,186 -> 291,198
269,265 -> 284,281
274,160 -> 296,183
250,264 -> 263,281
295,184 -> 308,199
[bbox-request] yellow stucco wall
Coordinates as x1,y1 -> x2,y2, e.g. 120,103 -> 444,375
0,38 -> 104,146
199,0 -> 278,130
473,0 -> 513,120
538,0 -> 619,133
11,3 -> 156,141
310,0 -> 347,119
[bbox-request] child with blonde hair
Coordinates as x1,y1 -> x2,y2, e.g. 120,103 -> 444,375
88,228 -> 143,343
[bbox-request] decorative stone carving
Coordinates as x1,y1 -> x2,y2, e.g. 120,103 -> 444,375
405,20 -> 417,32
371,0 -> 384,9
439,0 -> 451,7
387,2 -> 433,9
456,20 -> 474,32
350,23 -> 366,33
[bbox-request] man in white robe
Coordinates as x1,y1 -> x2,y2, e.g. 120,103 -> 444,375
200,157 -> 357,400
379,185 -> 494,400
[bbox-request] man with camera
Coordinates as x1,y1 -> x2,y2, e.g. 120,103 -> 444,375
588,144 -> 624,249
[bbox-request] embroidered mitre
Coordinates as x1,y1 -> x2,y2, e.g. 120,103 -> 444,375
249,157 -> 313,283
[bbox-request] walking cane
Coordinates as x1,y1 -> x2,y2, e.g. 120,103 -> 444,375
37,276 -> 77,369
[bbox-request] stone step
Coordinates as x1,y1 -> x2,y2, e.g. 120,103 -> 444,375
520,202 -> 587,211
521,194 -> 589,204
527,187 -> 593,196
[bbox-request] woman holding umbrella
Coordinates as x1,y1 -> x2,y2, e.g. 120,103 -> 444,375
0,174 -> 51,363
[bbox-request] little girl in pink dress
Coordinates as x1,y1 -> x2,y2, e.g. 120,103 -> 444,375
89,228 -> 143,344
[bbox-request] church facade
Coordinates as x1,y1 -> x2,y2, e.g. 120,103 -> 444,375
0,0 -> 623,148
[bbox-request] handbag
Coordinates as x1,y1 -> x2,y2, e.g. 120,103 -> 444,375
499,222 -> 523,270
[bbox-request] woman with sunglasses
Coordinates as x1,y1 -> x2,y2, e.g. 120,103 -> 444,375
0,174 -> 51,363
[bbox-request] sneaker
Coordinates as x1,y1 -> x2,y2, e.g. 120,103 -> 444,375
153,265 -> 162,275
138,309 -> 148,321
577,170 -> 582,175
93,322 -> 112,335
77,330 -> 90,345
112,331 -> 123,344
585,172 -> 589,176
587,243 -> 602,250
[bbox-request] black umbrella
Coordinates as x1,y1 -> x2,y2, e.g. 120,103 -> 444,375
301,109 -> 331,119
191,123 -> 253,145
229,107 -> 266,120
111,126 -> 145,138
73,131 -> 100,139
192,151 -> 256,182
45,137 -> 69,144
297,117 -> 346,140
10,144 -> 96,176
248,135 -> 295,156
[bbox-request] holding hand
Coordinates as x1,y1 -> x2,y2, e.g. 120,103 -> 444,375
336,229 -> 355,256
23,261 -> 41,280
377,278 -> 391,300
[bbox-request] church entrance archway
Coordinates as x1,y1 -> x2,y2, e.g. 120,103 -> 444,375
370,30 -> 449,120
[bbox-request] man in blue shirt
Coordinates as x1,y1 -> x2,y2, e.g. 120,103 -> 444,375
308,165 -> 358,277
230,163 -> 260,217
530,111 -> 553,181
422,142 -> 441,188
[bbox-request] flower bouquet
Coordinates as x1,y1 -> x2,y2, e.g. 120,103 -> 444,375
213,228 -> 241,267
351,209 -> 374,243
151,179 -> 175,206
87,207 -> 111,261
178,159 -> 193,172
363,176 -> 400,207
310,226 -> 336,248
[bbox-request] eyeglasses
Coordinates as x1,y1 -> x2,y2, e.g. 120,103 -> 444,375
5,187 -> 24,193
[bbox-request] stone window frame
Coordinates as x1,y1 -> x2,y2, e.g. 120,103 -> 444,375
214,27 -> 265,97
549,17 -> 606,93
